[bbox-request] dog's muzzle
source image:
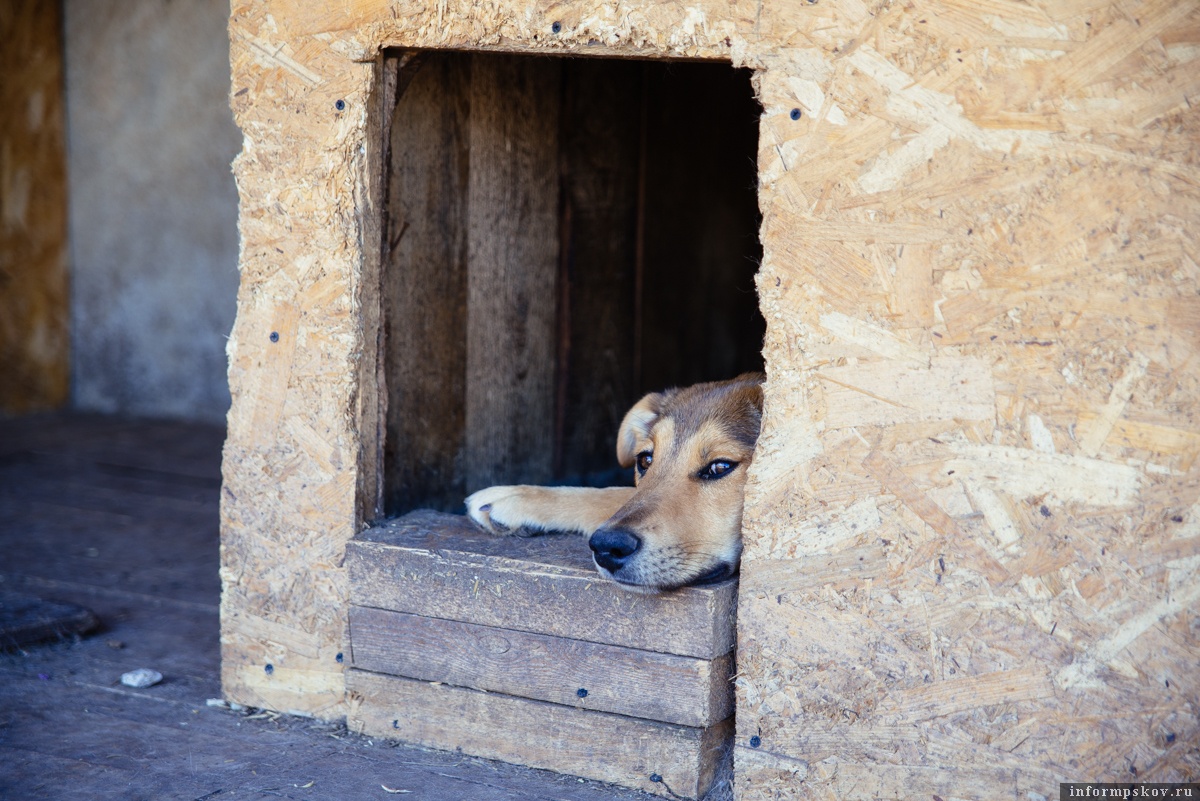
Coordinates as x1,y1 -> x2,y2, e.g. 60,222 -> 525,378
588,528 -> 641,574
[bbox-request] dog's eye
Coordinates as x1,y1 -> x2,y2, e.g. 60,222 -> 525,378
699,460 -> 737,480
636,451 -> 653,475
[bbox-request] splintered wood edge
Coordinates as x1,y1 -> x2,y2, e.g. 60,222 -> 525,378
347,668 -> 732,799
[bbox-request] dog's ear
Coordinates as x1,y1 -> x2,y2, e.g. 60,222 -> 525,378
616,392 -> 663,468
743,377 -> 764,414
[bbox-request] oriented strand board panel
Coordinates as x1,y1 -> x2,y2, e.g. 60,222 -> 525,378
0,1 -> 69,415
736,0 -> 1200,796
223,0 -> 1200,797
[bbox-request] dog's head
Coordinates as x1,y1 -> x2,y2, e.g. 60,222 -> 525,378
589,373 -> 764,592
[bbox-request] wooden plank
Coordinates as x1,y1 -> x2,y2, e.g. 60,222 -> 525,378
353,52 -> 399,523
464,53 -> 561,492
348,605 -> 734,727
382,51 -> 471,514
347,668 -> 732,800
554,59 -> 642,483
347,511 -> 737,660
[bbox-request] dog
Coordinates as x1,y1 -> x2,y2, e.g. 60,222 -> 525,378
466,373 -> 764,592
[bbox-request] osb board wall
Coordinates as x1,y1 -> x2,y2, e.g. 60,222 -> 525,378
223,0 -> 1200,795
0,1 -> 69,416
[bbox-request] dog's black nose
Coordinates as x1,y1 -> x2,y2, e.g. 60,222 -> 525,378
589,528 -> 641,573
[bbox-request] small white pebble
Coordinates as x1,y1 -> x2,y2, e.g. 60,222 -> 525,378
120,668 -> 163,688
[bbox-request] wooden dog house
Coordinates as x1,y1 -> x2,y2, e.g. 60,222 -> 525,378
222,2 -> 1200,798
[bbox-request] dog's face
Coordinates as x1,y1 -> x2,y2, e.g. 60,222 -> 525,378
589,374 -> 763,592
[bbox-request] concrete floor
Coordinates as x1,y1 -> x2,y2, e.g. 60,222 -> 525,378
0,414 -> 702,800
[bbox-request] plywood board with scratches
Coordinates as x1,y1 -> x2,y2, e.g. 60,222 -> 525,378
223,0 -> 1200,796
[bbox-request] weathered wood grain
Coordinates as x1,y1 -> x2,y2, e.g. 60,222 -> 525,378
382,51 -> 471,514
464,53 -> 561,493
346,668 -> 732,799
348,605 -> 734,727
347,511 -> 737,660
554,58 -> 642,482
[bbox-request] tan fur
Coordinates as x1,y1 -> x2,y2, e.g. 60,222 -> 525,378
466,373 -> 764,591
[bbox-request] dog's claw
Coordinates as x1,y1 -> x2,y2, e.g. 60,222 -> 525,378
466,487 -> 521,536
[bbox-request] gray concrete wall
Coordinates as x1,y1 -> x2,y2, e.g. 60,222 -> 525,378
66,0 -> 239,423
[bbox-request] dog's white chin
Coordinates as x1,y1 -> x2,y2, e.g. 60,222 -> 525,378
611,580 -> 664,595
593,564 -> 661,594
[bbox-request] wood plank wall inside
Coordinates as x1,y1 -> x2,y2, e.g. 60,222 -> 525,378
381,52 -> 764,515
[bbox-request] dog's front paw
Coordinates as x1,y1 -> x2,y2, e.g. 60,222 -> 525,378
466,485 -> 541,536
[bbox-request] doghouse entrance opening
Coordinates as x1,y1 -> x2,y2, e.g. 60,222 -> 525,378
380,50 -> 763,516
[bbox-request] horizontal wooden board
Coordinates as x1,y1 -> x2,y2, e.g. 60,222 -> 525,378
349,605 -> 733,727
346,668 -> 732,799
348,510 -> 737,659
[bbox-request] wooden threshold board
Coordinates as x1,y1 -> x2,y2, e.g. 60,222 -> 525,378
346,510 -> 737,799
348,510 -> 737,658
347,670 -> 732,798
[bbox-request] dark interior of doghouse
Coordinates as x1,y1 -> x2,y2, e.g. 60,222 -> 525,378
381,51 -> 764,516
